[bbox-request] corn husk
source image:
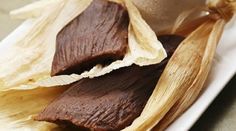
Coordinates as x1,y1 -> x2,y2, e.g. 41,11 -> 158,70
0,87 -> 67,131
0,0 -> 92,129
0,0 -> 166,90
0,0 -> 93,91
154,19 -> 226,131
153,1 -> 236,130
10,0 -> 60,19
123,19 -> 215,131
131,0 -> 206,33
37,0 -> 166,87
123,0 -> 235,131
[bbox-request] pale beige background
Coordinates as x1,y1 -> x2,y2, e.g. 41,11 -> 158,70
0,0 -> 235,131
0,0 -> 35,39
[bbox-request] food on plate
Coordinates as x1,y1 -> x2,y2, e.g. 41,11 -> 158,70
36,35 -> 184,130
0,0 -> 235,130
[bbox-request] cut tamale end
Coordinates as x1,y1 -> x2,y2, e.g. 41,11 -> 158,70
34,0 -> 167,88
35,35 -> 184,131
37,64 -> 167,131
51,0 -> 129,76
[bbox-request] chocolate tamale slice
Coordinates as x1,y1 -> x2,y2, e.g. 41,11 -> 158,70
51,0 -> 129,76
36,36 -> 184,130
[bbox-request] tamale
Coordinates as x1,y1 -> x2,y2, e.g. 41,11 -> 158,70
124,1 -> 236,130
51,0 -> 129,76
0,0 -> 94,91
154,1 -> 236,130
36,35 -> 184,130
0,0 -> 235,130
37,0 -> 167,87
0,0 -> 166,90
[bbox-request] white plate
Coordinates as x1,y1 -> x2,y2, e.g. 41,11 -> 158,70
167,17 -> 236,131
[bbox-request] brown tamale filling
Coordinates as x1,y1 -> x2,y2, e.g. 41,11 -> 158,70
51,0 -> 129,76
36,35 -> 184,131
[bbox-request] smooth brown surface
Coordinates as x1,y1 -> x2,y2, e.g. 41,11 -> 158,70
51,0 -> 129,76
36,35 -> 184,131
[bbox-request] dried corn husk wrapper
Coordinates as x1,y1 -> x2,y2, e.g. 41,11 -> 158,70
0,87 -> 66,131
0,0 -> 165,129
0,0 -> 166,90
131,0 -> 206,33
123,0 -> 236,131
0,0 -> 93,91
0,0 -> 235,131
